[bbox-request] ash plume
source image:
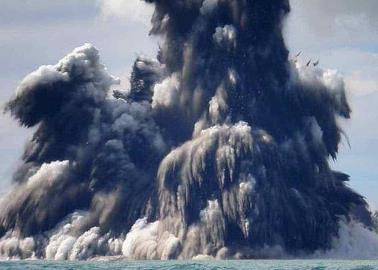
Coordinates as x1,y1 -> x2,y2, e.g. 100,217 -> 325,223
0,0 -> 376,260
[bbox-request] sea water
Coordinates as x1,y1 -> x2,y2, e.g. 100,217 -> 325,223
0,260 -> 378,270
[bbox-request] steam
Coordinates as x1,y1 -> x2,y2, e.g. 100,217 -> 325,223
1,0 -> 377,260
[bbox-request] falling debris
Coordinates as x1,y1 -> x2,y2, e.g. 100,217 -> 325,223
0,0 -> 374,260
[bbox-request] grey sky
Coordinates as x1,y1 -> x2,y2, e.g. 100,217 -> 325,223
0,0 -> 377,209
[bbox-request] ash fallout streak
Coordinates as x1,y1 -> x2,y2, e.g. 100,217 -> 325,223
0,0 -> 376,260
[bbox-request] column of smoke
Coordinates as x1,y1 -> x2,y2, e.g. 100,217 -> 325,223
1,0 -> 377,260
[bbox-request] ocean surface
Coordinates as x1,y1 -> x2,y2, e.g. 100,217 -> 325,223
0,260 -> 378,270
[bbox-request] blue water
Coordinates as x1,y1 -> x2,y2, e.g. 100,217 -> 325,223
0,260 -> 378,270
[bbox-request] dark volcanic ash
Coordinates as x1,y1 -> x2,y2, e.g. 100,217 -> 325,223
0,0 -> 377,260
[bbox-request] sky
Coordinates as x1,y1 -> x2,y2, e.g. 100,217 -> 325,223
0,0 -> 377,210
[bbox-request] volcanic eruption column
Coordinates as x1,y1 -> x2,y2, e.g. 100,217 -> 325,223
0,0 -> 375,260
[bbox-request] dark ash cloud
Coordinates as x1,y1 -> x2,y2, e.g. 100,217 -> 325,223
0,0 -> 376,260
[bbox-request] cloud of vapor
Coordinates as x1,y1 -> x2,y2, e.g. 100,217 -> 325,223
0,43 -> 167,250
290,0 -> 378,36
0,0 -> 377,261
286,0 -> 378,50
98,0 -> 154,26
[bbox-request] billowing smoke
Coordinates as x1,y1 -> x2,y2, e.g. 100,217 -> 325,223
0,0 -> 377,260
